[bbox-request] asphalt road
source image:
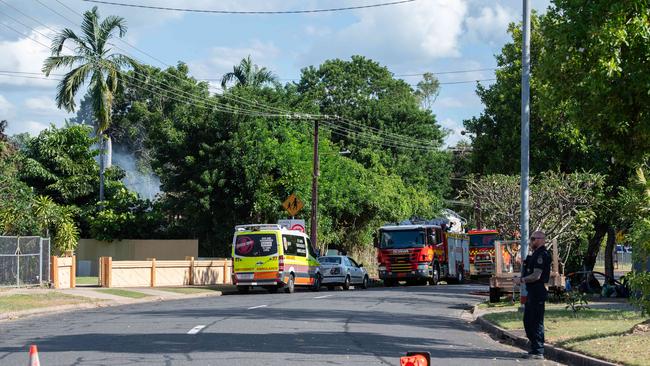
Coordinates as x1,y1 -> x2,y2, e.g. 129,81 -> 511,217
0,284 -> 553,365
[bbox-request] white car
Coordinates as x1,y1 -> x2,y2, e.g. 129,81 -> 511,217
318,255 -> 369,290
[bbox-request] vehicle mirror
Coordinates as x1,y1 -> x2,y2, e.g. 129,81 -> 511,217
359,263 -> 364,268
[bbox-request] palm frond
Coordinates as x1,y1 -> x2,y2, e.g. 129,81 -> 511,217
49,28 -> 88,56
81,6 -> 101,53
54,63 -> 93,112
97,15 -> 127,51
42,55 -> 85,75
106,53 -> 139,70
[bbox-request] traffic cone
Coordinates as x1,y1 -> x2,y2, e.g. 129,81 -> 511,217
28,344 -> 40,366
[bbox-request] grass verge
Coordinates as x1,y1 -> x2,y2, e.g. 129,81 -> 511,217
97,288 -> 150,299
157,286 -> 222,294
483,308 -> 649,365
0,292 -> 97,313
75,276 -> 98,285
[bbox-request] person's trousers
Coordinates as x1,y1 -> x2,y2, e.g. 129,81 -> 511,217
523,299 -> 545,354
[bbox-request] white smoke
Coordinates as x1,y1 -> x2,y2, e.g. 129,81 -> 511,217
112,149 -> 161,201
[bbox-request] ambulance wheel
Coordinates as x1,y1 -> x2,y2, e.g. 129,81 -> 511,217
342,275 -> 351,291
237,286 -> 250,294
310,274 -> 322,292
361,275 -> 369,289
285,274 -> 295,294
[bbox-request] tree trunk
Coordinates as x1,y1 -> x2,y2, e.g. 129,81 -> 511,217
105,135 -> 112,168
583,221 -> 608,271
99,134 -> 105,203
604,226 -> 615,282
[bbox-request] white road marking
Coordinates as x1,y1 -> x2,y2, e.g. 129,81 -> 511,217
187,325 -> 206,335
313,295 -> 332,299
247,304 -> 268,310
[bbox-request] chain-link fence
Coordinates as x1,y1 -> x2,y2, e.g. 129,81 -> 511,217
596,250 -> 633,270
0,236 -> 50,287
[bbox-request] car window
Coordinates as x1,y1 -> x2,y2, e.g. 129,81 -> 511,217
342,257 -> 352,267
348,257 -> 359,268
235,234 -> 277,257
319,257 -> 341,264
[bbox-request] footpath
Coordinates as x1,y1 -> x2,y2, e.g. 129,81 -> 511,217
0,285 -> 237,322
471,298 -> 649,366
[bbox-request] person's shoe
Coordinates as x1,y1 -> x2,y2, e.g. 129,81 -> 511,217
529,354 -> 544,360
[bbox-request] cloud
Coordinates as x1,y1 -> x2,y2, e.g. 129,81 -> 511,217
465,4 -> 517,44
7,120 -> 49,136
0,27 -> 59,88
301,0 -> 468,68
24,96 -> 65,116
439,117 -> 469,147
0,95 -> 15,118
189,40 -> 281,82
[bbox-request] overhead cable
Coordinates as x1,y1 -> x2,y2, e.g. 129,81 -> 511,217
81,0 -> 417,15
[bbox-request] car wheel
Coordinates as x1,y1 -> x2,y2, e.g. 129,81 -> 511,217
361,275 -> 369,289
285,274 -> 295,294
342,275 -> 351,291
310,274 -> 322,292
237,285 -> 250,294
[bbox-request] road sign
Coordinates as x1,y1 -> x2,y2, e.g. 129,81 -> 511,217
282,194 -> 304,216
278,219 -> 306,233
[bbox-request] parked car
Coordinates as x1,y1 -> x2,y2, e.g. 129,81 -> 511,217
318,255 -> 369,290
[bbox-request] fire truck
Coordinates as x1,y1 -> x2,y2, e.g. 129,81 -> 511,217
375,222 -> 470,286
467,229 -> 499,277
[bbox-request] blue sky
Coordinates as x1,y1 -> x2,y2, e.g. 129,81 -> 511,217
0,0 -> 550,146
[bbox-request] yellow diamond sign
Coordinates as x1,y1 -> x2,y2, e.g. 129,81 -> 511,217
282,194 -> 304,217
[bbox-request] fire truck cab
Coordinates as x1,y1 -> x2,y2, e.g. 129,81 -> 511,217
375,222 -> 470,286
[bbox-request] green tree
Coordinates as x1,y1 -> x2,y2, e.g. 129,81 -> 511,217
415,72 -> 440,111
42,6 -> 138,202
220,56 -> 278,89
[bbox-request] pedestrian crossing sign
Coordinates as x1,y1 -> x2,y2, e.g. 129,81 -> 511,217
282,194 -> 304,217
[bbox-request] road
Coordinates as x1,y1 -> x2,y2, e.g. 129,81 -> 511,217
0,284 -> 552,365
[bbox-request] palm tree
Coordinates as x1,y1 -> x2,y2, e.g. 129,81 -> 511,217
42,6 -> 137,202
220,56 -> 278,89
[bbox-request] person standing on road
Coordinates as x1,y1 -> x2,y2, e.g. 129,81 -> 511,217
520,230 -> 551,360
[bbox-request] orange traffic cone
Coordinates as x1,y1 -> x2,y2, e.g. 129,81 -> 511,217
28,345 -> 40,366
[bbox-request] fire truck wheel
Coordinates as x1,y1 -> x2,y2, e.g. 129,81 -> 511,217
342,275 -> 351,291
456,267 -> 465,284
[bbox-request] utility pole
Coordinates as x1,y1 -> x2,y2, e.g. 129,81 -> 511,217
310,118 -> 320,252
520,0 -> 531,304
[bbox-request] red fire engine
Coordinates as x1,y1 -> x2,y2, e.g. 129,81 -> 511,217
468,229 -> 499,277
375,222 -> 470,286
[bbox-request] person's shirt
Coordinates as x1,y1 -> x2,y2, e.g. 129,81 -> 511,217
525,245 -> 551,300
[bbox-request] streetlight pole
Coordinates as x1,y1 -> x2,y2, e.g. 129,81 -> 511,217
310,118 -> 320,251
520,0 -> 531,304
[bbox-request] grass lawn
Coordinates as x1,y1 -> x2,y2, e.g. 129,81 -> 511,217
0,292 -> 97,313
97,288 -> 150,299
484,308 -> 649,365
75,276 -> 98,285
476,299 -> 518,309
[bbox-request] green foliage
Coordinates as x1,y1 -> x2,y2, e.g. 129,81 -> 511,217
18,125 -> 99,207
564,290 -> 591,317
627,271 -> 650,316
540,1 -> 650,167
221,56 -> 278,90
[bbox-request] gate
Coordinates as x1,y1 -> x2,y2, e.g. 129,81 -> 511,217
0,236 -> 50,287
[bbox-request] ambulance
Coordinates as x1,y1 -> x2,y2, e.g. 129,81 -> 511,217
231,224 -> 322,294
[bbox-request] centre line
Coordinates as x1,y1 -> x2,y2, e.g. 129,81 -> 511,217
187,325 -> 206,335
247,304 -> 268,310
313,295 -> 332,299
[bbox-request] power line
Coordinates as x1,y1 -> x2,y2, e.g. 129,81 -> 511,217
0,72 -> 61,81
82,0 -> 418,15
6,7 -> 440,151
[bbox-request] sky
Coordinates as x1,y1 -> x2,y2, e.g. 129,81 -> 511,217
0,0 -> 551,147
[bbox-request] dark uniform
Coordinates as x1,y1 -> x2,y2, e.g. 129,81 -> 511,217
523,245 -> 551,355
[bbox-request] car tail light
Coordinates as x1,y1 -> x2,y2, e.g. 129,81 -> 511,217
330,267 -> 341,275
278,255 -> 284,271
